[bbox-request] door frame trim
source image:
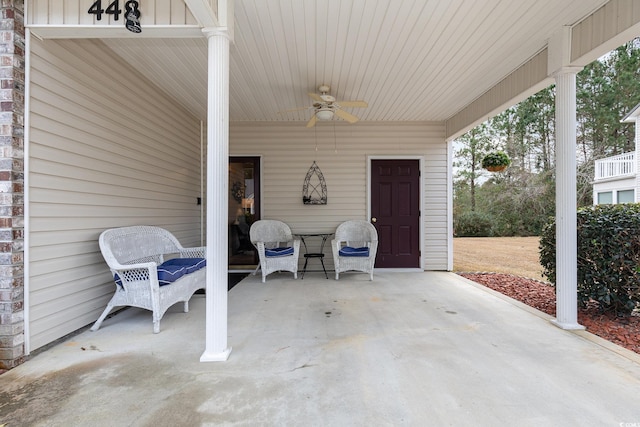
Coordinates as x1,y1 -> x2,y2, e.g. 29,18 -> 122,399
367,155 -> 424,270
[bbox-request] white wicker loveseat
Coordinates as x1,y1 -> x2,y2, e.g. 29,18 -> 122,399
250,219 -> 301,282
91,226 -> 206,333
332,220 -> 378,280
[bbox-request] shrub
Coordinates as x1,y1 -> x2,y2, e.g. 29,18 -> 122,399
539,219 -> 556,284
539,204 -> 640,314
454,211 -> 493,237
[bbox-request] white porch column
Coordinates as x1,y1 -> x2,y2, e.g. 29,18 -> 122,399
201,27 -> 232,362
635,118 -> 640,202
553,67 -> 584,330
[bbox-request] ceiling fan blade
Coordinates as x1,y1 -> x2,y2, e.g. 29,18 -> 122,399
334,108 -> 359,124
308,92 -> 324,102
336,100 -> 368,108
306,114 -> 317,128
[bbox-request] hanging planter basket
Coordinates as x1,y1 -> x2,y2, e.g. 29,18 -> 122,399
482,151 -> 510,172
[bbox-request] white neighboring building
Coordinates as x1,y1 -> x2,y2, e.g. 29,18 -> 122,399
593,103 -> 640,205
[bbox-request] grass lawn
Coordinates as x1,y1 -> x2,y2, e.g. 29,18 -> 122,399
453,236 -> 545,281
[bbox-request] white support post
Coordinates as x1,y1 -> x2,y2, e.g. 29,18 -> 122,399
447,139 -> 454,271
553,67 -> 585,330
635,118 -> 640,202
201,27 -> 232,362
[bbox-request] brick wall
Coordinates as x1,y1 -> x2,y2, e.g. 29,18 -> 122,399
0,0 -> 24,371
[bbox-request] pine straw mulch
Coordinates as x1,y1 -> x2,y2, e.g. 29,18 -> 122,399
459,272 -> 640,355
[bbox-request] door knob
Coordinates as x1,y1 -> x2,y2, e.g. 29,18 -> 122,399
371,217 -> 377,223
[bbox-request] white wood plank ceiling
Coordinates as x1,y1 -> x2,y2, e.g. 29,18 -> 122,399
103,0 -> 609,124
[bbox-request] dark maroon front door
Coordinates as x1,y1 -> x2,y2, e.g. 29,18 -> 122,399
371,159 -> 420,268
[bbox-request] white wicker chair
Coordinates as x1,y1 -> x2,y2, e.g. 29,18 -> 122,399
332,220 -> 378,280
91,226 -> 206,333
250,220 -> 301,282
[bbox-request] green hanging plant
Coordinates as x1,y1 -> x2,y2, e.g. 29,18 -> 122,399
482,151 -> 511,172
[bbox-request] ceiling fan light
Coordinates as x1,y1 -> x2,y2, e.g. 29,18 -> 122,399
316,108 -> 334,121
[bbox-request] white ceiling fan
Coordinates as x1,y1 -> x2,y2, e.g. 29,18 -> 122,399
281,85 -> 368,128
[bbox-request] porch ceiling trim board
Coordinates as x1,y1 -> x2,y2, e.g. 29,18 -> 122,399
183,0 -> 219,28
27,26 -> 205,39
184,0 -> 235,39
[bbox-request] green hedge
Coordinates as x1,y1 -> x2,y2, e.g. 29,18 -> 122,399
539,204 -> 640,314
454,211 -> 493,237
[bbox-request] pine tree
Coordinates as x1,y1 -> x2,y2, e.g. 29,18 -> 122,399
453,123 -> 493,211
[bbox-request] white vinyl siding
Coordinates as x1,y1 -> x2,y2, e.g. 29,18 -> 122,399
28,38 -> 203,351
592,175 -> 636,205
230,121 -> 448,271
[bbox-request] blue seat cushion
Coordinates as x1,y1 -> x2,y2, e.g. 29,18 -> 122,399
114,264 -> 186,288
160,258 -> 206,275
339,246 -> 370,257
113,258 -> 204,288
265,246 -> 294,257
114,274 -> 123,288
156,264 -> 186,286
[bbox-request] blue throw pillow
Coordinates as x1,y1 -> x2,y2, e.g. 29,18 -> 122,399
265,246 -> 294,257
157,264 -> 186,286
160,258 -> 206,275
339,246 -> 370,257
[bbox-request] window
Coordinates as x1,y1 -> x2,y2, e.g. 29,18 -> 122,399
597,191 -> 613,204
617,189 -> 634,204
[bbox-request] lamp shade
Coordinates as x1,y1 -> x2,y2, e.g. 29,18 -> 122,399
315,108 -> 334,121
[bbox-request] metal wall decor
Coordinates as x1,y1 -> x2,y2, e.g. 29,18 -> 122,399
125,1 -> 142,33
302,161 -> 328,205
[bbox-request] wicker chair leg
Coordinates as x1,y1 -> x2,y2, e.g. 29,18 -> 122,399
90,304 -> 114,332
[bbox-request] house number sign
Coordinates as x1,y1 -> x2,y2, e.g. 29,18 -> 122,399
88,0 -> 142,33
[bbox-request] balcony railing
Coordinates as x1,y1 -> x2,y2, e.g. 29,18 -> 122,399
594,152 -> 636,181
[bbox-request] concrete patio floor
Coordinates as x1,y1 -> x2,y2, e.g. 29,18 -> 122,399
2,271 -> 640,426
